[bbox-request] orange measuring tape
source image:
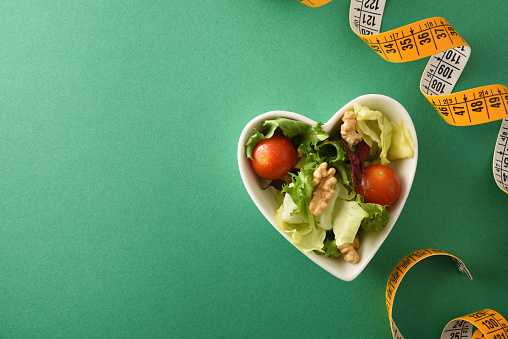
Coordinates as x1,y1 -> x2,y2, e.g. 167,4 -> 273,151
387,249 -> 507,339
298,0 -> 508,194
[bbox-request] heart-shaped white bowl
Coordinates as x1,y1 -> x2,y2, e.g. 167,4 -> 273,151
237,94 -> 418,281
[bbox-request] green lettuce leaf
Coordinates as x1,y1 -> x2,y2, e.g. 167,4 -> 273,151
316,183 -> 355,231
354,102 -> 392,165
313,140 -> 350,186
244,128 -> 267,160
356,196 -> 391,234
321,238 -> 340,257
281,132 -> 353,229
282,164 -> 317,229
331,199 -> 369,246
387,119 -> 415,161
274,205 -> 326,253
245,118 -> 328,159
280,186 -> 306,224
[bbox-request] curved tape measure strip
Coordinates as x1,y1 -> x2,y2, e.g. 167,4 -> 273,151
387,249 -> 507,339
494,119 -> 508,194
298,0 -> 333,7
347,2 -> 507,126
299,0 -> 508,194
442,309 -> 508,339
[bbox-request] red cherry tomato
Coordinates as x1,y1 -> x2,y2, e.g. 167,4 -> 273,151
251,135 -> 297,180
355,164 -> 401,206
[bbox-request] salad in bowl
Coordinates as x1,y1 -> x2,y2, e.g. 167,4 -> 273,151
237,94 -> 418,281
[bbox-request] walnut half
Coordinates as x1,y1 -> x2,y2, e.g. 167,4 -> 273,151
337,242 -> 360,264
338,234 -> 360,264
309,162 -> 337,216
340,111 -> 362,146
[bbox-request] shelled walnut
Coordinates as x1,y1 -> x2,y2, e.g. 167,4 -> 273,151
309,162 -> 337,216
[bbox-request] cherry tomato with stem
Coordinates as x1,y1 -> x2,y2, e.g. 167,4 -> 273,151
355,164 -> 401,206
251,135 -> 297,180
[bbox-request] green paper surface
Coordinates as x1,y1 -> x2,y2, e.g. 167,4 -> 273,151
0,1 -> 507,338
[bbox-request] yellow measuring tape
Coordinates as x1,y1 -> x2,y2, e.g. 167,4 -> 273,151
298,0 -> 508,194
387,249 -> 507,339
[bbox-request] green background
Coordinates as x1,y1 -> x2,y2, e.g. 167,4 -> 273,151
1,0 -> 507,338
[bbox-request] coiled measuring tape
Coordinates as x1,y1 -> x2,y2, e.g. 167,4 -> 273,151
298,0 -> 508,194
387,249 -> 507,339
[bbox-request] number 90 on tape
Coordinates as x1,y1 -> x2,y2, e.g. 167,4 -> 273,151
298,0 -> 508,194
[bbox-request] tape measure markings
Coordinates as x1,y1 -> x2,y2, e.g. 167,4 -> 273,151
421,46 -> 469,98
442,309 -> 508,339
349,2 -> 508,128
348,0 -> 508,129
386,249 -> 473,339
353,17 -> 467,63
349,0 -> 385,35
428,85 -> 508,126
351,0 -> 508,191
385,249 -> 508,339
385,249 -> 471,315
441,319 -> 474,338
494,119 -> 508,193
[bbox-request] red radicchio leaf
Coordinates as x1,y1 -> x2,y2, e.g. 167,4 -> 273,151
341,140 -> 370,187
355,140 -> 370,174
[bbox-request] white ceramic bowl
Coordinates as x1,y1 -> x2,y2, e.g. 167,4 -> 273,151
237,94 -> 418,281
